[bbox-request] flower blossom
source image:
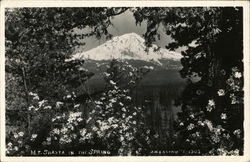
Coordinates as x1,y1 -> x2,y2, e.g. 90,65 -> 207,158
18,132 -> 24,137
233,129 -> 241,135
221,113 -> 227,120
217,89 -> 225,96
204,120 -> 213,131
208,99 -> 215,106
187,123 -> 195,130
31,134 -> 38,139
109,80 -> 116,85
234,72 -> 242,78
56,101 -> 64,108
13,133 -> 19,139
43,106 -> 52,109
80,128 -> 87,136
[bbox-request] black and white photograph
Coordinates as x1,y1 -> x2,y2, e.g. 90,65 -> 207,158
1,0 -> 250,161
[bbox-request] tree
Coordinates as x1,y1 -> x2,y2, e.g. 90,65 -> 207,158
84,60 -> 152,155
5,7 -> 129,155
5,7 -> 244,156
133,7 -> 244,155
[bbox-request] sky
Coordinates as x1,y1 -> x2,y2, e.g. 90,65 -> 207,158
75,10 -> 184,53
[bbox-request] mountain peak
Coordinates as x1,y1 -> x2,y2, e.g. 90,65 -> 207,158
71,33 -> 182,65
116,32 -> 145,42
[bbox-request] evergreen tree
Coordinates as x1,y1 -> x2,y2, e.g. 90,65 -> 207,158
133,7 -> 243,155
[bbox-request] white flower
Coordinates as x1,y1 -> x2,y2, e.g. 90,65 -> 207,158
69,112 -> 82,119
38,100 -> 47,107
44,106 -> 52,109
133,112 -> 137,116
66,95 -> 71,98
14,146 -> 18,151
120,136 -> 124,141
96,130 -> 104,137
92,126 -> 98,132
74,104 -> 80,108
206,100 -> 215,112
38,100 -> 46,107
77,117 -> 83,122
78,67 -> 87,71
86,117 -> 92,123
206,105 -> 213,112
67,124 -> 74,130
95,101 -> 103,105
7,142 -> 12,147
221,113 -> 227,120
18,132 -> 24,137
217,89 -> 225,96
85,133 -> 92,139
198,120 -> 205,127
56,101 -> 64,108
195,131 -> 201,137
104,72 -> 110,77
61,127 -> 68,134
149,66 -> 154,70
154,134 -> 159,138
109,98 -> 116,103
112,124 -> 118,128
211,134 -> 220,143
223,133 -> 230,139
234,72 -> 242,78
119,102 -> 124,106
126,96 -> 132,100
46,137 -> 51,142
179,122 -> 184,126
187,123 -> 195,130
33,96 -> 39,100
28,105 -> 35,111
31,134 -> 38,139
189,114 -> 195,119
132,121 -> 137,124
205,120 -> 213,131
208,99 -> 215,106
80,128 -> 87,136
233,129 -> 241,135
108,117 -> 114,123
109,80 -> 116,85
121,107 -> 126,112
233,149 -> 240,155
29,92 -> 39,100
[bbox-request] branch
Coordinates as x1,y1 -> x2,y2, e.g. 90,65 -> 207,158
107,8 -> 129,17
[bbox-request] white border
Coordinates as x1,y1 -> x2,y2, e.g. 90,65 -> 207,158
0,1 -> 249,162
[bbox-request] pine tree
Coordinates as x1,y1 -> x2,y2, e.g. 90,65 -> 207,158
133,7 -> 244,155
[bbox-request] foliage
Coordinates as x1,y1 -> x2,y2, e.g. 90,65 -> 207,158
5,7 -> 132,156
85,60 -> 152,155
5,7 -> 128,101
5,7 -> 244,156
6,60 -> 153,156
133,7 -> 244,154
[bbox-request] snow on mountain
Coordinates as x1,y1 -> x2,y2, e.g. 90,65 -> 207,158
70,33 -> 182,65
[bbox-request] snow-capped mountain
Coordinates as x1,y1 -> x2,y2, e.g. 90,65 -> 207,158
70,33 -> 182,65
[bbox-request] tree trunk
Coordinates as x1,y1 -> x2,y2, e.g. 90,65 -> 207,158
22,67 -> 31,135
